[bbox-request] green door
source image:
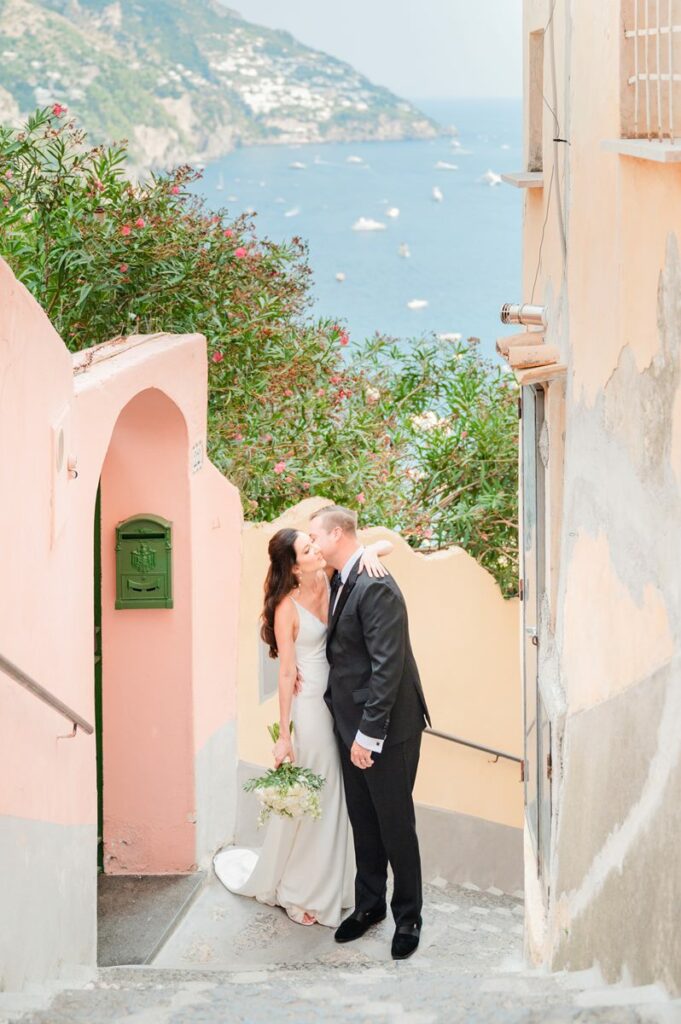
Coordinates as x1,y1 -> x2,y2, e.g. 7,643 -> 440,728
94,484 -> 103,871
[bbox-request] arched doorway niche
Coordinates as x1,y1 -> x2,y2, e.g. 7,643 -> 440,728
99,387 -> 195,875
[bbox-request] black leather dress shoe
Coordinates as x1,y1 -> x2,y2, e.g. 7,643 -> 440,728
391,918 -> 421,960
334,906 -> 386,943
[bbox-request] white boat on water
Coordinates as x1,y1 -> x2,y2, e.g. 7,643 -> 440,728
347,155 -> 364,164
432,186 -> 444,202
398,243 -> 411,259
407,299 -> 429,310
216,172 -> 224,191
336,272 -> 346,282
435,161 -> 458,171
352,217 -> 386,231
289,161 -> 306,170
284,206 -> 300,218
481,169 -> 502,186
386,207 -> 400,218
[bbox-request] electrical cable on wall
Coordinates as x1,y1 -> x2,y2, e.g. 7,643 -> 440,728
530,0 -> 568,303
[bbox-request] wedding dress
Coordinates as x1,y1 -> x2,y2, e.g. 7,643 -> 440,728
214,598 -> 355,926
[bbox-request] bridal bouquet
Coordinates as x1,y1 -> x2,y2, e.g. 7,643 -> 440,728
243,723 -> 325,827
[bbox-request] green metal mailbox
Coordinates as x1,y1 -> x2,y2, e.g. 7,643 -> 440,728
115,514 -> 173,609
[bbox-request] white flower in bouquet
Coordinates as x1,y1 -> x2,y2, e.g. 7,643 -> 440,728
244,723 -> 325,827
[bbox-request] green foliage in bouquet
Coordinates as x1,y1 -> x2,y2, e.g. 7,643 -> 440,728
0,107 -> 520,597
267,722 -> 293,744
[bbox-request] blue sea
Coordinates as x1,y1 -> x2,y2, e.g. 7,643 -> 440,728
194,99 -> 522,359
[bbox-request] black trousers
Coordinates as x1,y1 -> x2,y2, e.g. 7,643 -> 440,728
337,731 -> 422,927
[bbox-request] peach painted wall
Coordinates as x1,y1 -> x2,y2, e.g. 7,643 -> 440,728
236,498 -> 523,832
518,0 -> 681,991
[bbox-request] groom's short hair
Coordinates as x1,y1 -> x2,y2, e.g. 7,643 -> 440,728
310,504 -> 357,535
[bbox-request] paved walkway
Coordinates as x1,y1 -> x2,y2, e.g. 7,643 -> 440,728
6,875 -> 681,1023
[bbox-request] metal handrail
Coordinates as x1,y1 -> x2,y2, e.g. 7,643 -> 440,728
0,652 -> 94,735
425,727 -> 522,766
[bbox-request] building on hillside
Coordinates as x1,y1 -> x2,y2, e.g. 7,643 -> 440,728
0,259 -> 242,991
499,0 -> 681,994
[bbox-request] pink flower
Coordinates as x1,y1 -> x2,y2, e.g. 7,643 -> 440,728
234,246 -> 247,258
284,388 -> 293,397
264,433 -> 272,442
211,351 -> 224,364
135,217 -> 145,229
461,430 -> 468,439
274,461 -> 286,475
5,170 -> 12,179
424,528 -> 433,540
224,228 -> 233,238
120,225 -> 131,236
356,492 -> 366,505
302,482 -> 310,491
171,185 -> 180,195
94,179 -> 104,192
330,375 -> 341,385
52,103 -> 66,117
339,332 -> 350,346
316,388 -> 325,397
285,475 -> 293,483
234,432 -> 244,441
119,263 -> 128,273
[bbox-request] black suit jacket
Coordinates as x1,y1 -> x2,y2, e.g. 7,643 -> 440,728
325,560 -> 430,750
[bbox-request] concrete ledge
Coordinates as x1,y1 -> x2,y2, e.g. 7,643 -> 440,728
601,138 -> 681,163
416,802 -> 523,894
501,171 -> 544,188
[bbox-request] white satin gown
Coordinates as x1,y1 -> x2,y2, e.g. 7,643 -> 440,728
214,599 -> 355,926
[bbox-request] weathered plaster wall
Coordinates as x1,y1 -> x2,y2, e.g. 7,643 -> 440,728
519,0 -> 681,993
235,499 -> 524,891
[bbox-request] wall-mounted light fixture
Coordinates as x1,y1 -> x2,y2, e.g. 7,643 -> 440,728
499,303 -> 547,328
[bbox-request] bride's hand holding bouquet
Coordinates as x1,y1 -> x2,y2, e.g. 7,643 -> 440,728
243,723 -> 326,828
272,722 -> 295,768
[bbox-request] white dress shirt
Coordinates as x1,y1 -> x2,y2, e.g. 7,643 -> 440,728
333,547 -> 385,755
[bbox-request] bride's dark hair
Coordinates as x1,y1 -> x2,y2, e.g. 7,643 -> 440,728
261,528 -> 300,658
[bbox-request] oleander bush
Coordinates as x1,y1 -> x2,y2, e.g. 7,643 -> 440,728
0,106 -> 519,594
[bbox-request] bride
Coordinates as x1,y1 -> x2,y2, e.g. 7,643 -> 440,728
213,526 -> 391,927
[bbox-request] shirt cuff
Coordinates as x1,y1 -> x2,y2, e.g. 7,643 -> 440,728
355,730 -> 385,753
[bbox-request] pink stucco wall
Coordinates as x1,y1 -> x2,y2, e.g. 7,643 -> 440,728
0,260 -> 91,827
0,258 -> 241,984
100,389 -> 195,873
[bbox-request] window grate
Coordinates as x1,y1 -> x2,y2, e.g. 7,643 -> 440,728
623,0 -> 681,141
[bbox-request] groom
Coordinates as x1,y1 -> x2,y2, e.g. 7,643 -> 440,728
309,505 -> 430,960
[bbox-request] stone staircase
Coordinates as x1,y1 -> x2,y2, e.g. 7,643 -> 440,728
3,877 -> 678,1023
